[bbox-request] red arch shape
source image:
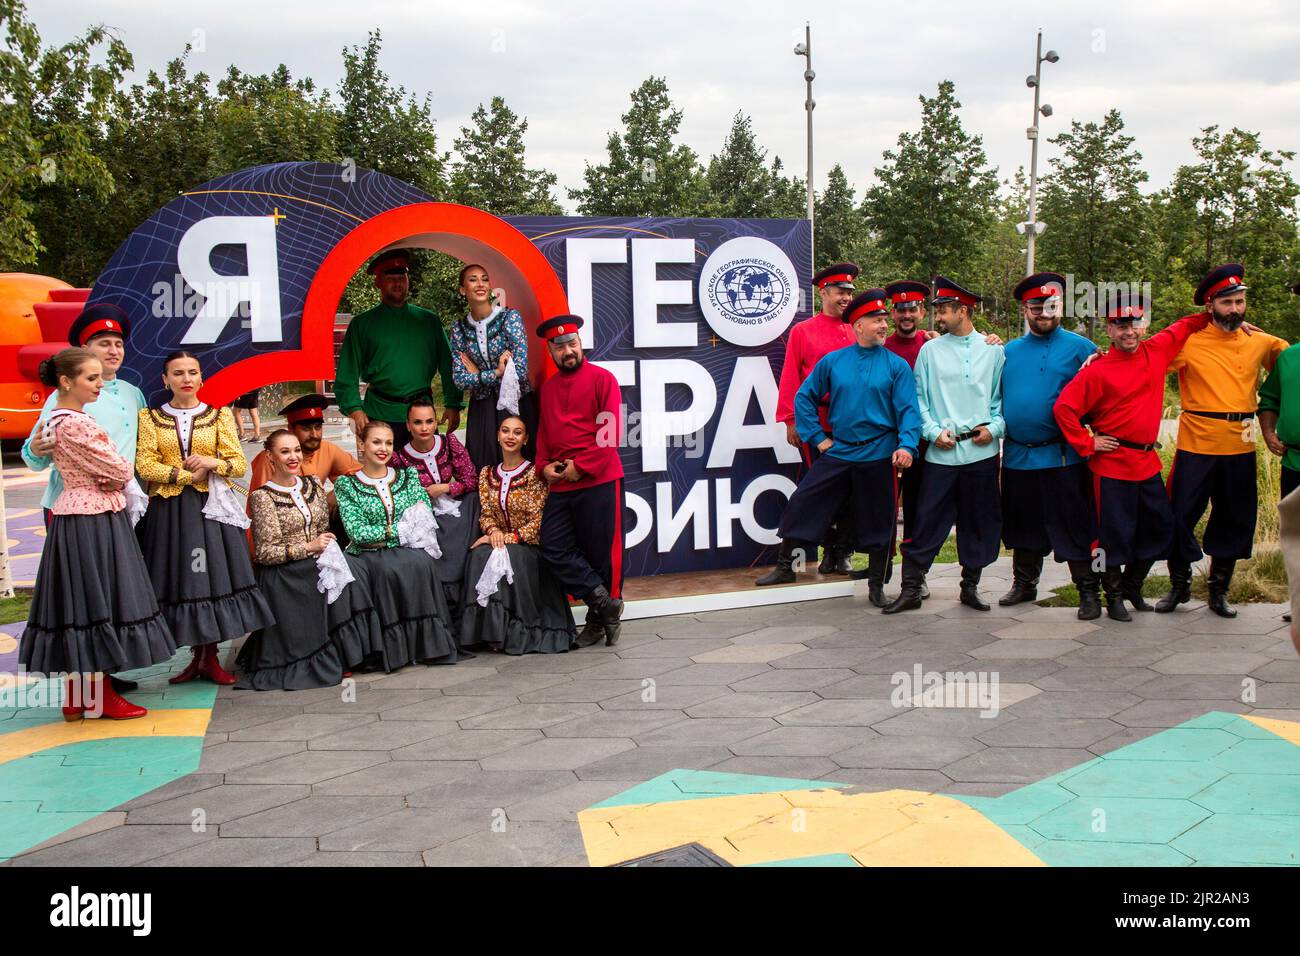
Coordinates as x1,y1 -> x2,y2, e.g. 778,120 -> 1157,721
199,202 -> 569,407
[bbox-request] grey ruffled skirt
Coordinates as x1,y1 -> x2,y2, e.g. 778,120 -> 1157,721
136,487 -> 275,646
21,510 -> 178,675
458,543 -> 576,655
433,491 -> 480,625
235,554 -> 381,691
348,546 -> 460,669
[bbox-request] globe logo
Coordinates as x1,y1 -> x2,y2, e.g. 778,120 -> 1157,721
698,238 -> 799,347
713,265 -> 785,322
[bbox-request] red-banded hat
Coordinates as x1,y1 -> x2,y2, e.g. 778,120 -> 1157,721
1194,263 -> 1247,306
884,280 -> 929,308
368,249 -> 411,276
931,275 -> 982,308
535,314 -> 585,342
1013,272 -> 1066,303
813,262 -> 859,291
69,303 -> 131,346
279,393 -> 328,426
844,289 -> 891,324
1103,291 -> 1149,323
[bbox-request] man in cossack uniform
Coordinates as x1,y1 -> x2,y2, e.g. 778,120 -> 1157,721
997,272 -> 1101,617
1155,264 -> 1287,618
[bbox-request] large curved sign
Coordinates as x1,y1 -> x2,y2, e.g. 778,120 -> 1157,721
93,162 -> 811,576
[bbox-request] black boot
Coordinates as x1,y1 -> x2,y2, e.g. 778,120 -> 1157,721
1155,560 -> 1192,613
833,549 -> 853,574
1069,560 -> 1101,621
999,550 -> 1043,606
1101,568 -> 1131,621
851,550 -> 889,607
576,586 -> 623,648
756,540 -> 798,587
959,566 -> 990,611
882,558 -> 925,614
1121,561 -> 1154,612
1206,558 -> 1238,619
819,545 -> 852,575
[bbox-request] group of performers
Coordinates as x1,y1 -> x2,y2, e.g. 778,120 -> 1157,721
762,260 -> 1294,626
19,250 -> 628,719
16,243 -> 1300,720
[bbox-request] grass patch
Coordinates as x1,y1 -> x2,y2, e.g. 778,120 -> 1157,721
1038,575 -> 1171,608
0,592 -> 32,626
1191,548 -> 1288,604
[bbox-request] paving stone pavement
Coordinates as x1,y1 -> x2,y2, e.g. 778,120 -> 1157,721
5,558 -> 1296,868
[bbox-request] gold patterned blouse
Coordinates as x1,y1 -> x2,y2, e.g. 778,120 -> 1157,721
136,403 -> 246,497
249,475 -> 331,565
478,461 -> 548,546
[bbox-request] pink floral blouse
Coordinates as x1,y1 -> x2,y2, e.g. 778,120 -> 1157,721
47,410 -> 134,516
390,433 -> 477,498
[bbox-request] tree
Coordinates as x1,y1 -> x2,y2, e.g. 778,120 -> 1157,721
700,111 -> 803,219
31,50 -> 216,285
449,96 -> 561,215
1160,125 -> 1300,338
973,170 -> 1035,338
336,31 -> 446,198
862,80 -> 998,284
1036,109 -> 1150,339
568,76 -> 704,216
814,163 -> 866,269
212,64 -> 337,173
0,0 -> 131,270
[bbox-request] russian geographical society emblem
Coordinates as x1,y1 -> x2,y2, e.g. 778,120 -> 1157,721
698,237 -> 799,347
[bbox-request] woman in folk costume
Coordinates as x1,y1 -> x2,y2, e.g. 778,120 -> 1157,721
333,421 -> 460,669
459,416 -> 576,655
21,349 -> 177,720
135,351 -> 274,685
449,263 -> 536,467
389,398 -> 481,623
236,430 -> 381,691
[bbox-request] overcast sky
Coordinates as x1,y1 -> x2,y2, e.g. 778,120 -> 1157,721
39,0 -> 1300,211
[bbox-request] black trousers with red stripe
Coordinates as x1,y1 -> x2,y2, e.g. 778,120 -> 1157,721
540,479 -> 625,601
1093,472 -> 1176,567
902,455 -> 1002,571
1167,449 -> 1257,563
1000,463 -> 1096,562
777,455 -> 897,555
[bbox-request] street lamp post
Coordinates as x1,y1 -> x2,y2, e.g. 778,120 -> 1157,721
1021,30 -> 1058,274
794,23 -> 815,246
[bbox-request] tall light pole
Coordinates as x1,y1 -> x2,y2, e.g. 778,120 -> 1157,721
794,23 -> 815,246
1020,30 -> 1058,274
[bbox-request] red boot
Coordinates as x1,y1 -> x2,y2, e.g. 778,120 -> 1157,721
168,646 -> 203,685
89,677 -> 147,720
197,643 -> 236,686
62,676 -> 85,722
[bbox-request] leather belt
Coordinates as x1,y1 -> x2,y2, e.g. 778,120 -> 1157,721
953,423 -> 990,442
1006,434 -> 1063,449
1106,435 -> 1161,452
1183,409 -> 1254,422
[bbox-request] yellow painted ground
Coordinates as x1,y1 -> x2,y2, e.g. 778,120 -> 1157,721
0,709 -> 211,764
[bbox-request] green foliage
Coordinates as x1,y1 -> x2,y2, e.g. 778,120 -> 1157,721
0,0 -> 132,270
568,76 -> 705,217
700,112 -> 804,219
1036,110 -> 1151,341
449,96 -> 562,215
862,80 -> 999,284
0,591 -> 32,625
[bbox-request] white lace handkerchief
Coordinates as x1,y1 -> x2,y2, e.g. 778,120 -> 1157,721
202,473 -> 250,529
496,355 -> 521,416
396,500 -> 442,559
475,545 -> 514,607
315,540 -> 354,605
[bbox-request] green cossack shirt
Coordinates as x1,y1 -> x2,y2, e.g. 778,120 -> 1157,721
335,301 -> 464,422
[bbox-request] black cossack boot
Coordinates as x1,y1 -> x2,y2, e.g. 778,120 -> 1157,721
1155,560 -> 1192,613
882,557 -> 925,614
959,566 -> 990,611
999,550 -> 1043,606
1121,561 -> 1154,612
756,540 -> 798,587
1068,559 -> 1101,621
1101,568 -> 1131,622
1206,558 -> 1238,619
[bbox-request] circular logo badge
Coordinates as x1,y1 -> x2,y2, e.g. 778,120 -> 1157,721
698,237 -> 799,347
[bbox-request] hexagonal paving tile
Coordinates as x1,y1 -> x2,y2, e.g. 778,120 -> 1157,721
1028,796 -> 1211,844
992,622 -> 1099,640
